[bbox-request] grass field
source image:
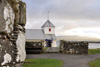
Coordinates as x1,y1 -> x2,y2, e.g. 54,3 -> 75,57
89,49 -> 100,67
88,49 -> 100,54
23,59 -> 63,67
89,59 -> 100,67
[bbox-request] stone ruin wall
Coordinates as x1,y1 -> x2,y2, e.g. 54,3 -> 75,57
0,0 -> 26,67
60,40 -> 88,54
26,42 -> 43,54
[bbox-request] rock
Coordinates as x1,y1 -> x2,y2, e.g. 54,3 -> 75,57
0,0 -> 15,34
60,40 -> 88,54
19,1 -> 26,25
0,0 -> 26,67
16,31 -> 26,62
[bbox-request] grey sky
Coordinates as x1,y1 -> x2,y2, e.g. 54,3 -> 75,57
22,0 -> 100,38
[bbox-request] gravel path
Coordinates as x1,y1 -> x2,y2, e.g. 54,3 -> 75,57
26,53 -> 100,67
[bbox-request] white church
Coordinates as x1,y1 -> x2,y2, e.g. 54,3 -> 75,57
26,20 -> 57,48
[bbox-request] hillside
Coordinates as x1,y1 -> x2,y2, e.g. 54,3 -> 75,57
57,36 -> 100,42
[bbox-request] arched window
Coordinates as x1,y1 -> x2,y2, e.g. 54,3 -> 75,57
49,28 -> 51,32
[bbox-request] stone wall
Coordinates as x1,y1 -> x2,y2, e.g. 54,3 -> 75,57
0,0 -> 26,67
26,42 -> 43,54
60,40 -> 88,54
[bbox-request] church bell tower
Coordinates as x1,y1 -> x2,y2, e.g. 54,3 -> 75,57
41,20 -> 55,34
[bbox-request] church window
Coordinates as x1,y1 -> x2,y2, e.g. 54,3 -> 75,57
49,28 -> 51,32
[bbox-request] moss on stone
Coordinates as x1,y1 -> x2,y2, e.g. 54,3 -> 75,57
6,0 -> 18,12
6,0 -> 26,25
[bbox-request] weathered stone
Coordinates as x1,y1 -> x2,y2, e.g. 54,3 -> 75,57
0,0 -> 15,34
0,0 -> 26,67
26,42 -> 43,54
16,31 -> 26,62
60,40 -> 88,54
19,1 -> 26,25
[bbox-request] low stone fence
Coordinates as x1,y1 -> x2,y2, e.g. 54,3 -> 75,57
60,40 -> 88,54
26,42 -> 43,54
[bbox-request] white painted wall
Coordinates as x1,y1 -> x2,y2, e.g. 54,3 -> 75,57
44,41 -> 47,48
52,40 -> 57,47
43,27 -> 55,34
56,40 -> 60,47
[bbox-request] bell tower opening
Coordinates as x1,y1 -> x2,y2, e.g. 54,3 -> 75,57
49,28 -> 51,32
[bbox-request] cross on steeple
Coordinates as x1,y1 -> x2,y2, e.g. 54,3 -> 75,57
47,11 -> 49,20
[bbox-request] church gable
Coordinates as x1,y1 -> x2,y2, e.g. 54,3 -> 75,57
41,20 -> 55,28
41,20 -> 55,35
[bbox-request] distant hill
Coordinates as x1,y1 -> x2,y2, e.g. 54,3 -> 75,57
57,36 -> 100,42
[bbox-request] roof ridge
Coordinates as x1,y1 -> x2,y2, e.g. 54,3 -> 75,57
26,29 -> 41,30
41,20 -> 55,28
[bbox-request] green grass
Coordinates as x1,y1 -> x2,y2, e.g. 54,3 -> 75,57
89,59 -> 100,67
88,49 -> 100,54
23,59 -> 63,67
89,49 -> 100,67
44,47 -> 50,50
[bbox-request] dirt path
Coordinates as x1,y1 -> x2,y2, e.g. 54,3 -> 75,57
26,53 -> 100,67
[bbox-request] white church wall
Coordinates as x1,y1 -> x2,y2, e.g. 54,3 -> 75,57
44,41 -> 47,48
56,40 -> 61,47
52,40 -> 57,47
43,27 -> 55,34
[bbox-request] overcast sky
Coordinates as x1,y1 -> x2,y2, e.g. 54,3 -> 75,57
22,0 -> 100,38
